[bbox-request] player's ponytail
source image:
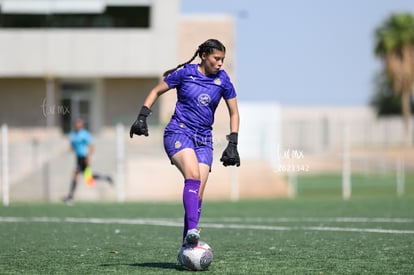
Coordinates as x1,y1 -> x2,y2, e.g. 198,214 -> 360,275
163,50 -> 199,77
163,39 -> 226,77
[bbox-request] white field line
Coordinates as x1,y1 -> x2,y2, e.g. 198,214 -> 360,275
201,217 -> 414,223
0,217 -> 183,227
1,216 -> 414,234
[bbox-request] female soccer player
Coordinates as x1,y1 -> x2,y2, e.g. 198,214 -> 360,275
130,39 -> 240,245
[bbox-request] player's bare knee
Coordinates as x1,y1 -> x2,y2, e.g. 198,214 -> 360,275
185,171 -> 200,181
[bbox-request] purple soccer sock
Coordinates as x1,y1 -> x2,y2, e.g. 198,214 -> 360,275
197,199 -> 203,224
183,214 -> 188,242
182,199 -> 203,241
182,179 -> 200,240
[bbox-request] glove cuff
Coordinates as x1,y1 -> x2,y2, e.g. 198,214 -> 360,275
226,132 -> 238,145
138,106 -> 152,117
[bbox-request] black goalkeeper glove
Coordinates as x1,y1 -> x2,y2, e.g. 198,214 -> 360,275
129,106 -> 152,138
220,132 -> 240,167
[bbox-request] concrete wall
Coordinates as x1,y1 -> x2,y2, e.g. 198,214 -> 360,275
0,0 -> 179,77
280,106 -> 410,151
0,77 -> 161,128
104,78 -> 159,126
0,78 -> 49,126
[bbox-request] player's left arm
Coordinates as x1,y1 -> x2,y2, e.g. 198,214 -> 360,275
88,144 -> 95,156
225,97 -> 240,133
220,97 -> 240,167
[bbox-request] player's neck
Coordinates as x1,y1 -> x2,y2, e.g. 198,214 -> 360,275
197,64 -> 207,76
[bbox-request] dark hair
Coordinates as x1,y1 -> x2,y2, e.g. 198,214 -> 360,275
163,39 -> 226,77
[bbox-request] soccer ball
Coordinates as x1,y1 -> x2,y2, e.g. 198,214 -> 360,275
178,241 -> 213,271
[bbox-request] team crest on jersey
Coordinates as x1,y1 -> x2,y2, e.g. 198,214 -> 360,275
197,93 -> 211,106
214,77 -> 221,85
175,140 -> 182,149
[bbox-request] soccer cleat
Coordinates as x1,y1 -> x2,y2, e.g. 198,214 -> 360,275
62,197 -> 74,206
184,229 -> 200,245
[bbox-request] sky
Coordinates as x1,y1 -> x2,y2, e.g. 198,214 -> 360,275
181,0 -> 414,106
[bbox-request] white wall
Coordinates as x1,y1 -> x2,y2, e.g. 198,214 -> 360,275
0,0 -> 179,77
238,102 -> 281,170
237,103 -> 410,168
280,106 -> 410,151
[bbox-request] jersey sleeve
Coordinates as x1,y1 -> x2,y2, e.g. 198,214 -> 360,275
221,71 -> 237,100
163,66 -> 186,89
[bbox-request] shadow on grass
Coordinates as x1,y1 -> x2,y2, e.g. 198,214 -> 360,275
101,262 -> 186,271
130,262 -> 184,270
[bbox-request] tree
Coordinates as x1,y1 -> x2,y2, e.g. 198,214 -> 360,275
374,13 -> 414,145
370,72 -> 414,116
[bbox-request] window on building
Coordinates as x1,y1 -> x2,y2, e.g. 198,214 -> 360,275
0,6 -> 150,28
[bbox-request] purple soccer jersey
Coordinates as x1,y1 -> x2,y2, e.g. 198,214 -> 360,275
163,64 -> 237,166
164,64 -> 236,134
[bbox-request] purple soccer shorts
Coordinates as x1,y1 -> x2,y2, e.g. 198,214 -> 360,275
164,127 -> 213,168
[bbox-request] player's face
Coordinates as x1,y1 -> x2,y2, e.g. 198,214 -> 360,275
202,49 -> 225,75
75,119 -> 84,131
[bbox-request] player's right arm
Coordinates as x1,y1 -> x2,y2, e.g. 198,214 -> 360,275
143,80 -> 170,109
130,80 -> 170,138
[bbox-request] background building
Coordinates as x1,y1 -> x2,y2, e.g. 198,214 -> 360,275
0,0 -> 178,133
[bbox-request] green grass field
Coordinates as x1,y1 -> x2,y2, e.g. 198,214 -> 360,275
295,172 -> 414,198
0,173 -> 413,274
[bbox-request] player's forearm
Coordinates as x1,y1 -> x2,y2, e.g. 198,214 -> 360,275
226,98 -> 240,133
88,145 -> 95,155
229,112 -> 240,133
143,80 -> 170,109
143,91 -> 158,109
